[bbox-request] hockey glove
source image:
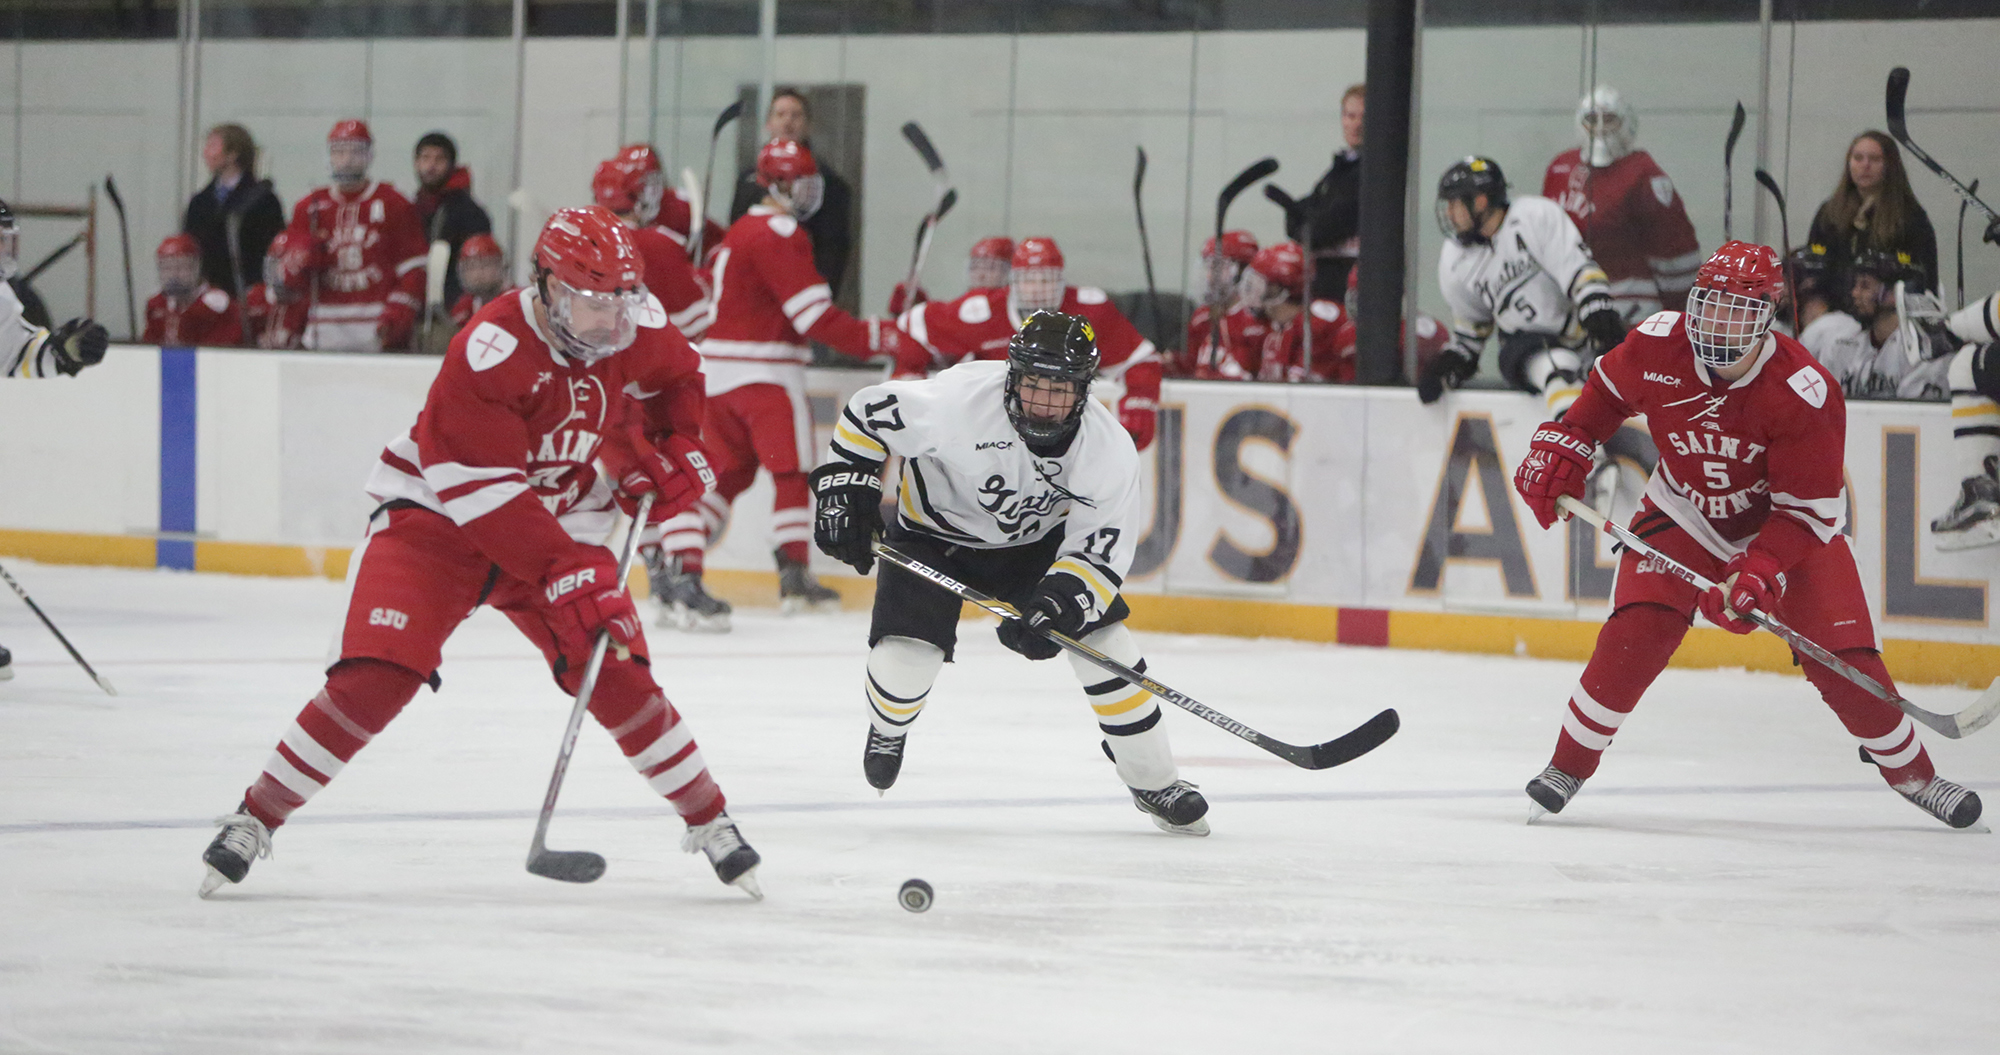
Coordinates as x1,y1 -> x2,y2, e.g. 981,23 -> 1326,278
887,282 -> 926,317
1699,549 -> 1781,635
544,553 -> 643,661
48,319 -> 108,375
1512,419 -> 1596,530
377,302 -> 417,351
1417,344 -> 1479,404
1580,298 -> 1628,355
809,460 -> 885,575
998,572 -> 1093,662
871,319 -> 933,379
1117,394 -> 1157,452
600,427 -> 716,524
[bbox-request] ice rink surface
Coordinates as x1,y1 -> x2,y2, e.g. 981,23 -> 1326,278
2,561 -> 1997,1054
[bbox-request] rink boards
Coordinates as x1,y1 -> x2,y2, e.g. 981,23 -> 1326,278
1,343 -> 1993,683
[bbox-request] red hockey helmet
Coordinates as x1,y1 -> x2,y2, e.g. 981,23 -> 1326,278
971,236 -> 1014,261
327,119 -> 372,145
969,236 -> 1014,289
458,234 -> 506,299
460,233 -> 503,261
1246,241 -> 1307,308
1685,240 -> 1783,368
1203,230 -> 1259,264
262,228 -> 313,295
592,156 -> 664,223
157,233 -> 199,260
617,143 -> 663,175
327,120 -> 373,182
533,206 -> 646,364
1008,237 -> 1065,314
755,139 -> 823,220
157,233 -> 201,297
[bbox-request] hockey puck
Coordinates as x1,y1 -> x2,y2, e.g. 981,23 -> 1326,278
898,878 -> 934,913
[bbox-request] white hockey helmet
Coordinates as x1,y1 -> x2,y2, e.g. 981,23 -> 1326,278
1578,86 -> 1637,168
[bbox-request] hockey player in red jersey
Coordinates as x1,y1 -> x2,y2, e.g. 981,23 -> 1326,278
1543,87 -> 1704,320
890,235 -> 1016,318
143,234 -> 243,346
278,120 -> 429,352
898,236 -> 1163,451
651,138 -> 928,632
1184,229 -> 1257,377
1512,241 -> 1982,829
1205,241 -> 1356,383
614,144 -> 726,265
446,234 -> 511,331
594,154 -> 711,340
241,229 -> 310,350
199,207 -> 764,898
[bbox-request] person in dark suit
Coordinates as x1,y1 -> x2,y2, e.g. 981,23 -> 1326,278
1290,83 -> 1365,300
728,88 -> 855,299
183,124 -> 284,302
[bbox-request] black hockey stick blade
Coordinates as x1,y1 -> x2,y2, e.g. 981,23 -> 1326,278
901,122 -> 946,174
1263,183 -> 1303,221
1133,146 -> 1147,197
712,99 -> 744,138
1217,157 -> 1279,237
525,848 -> 608,884
1884,67 -> 2000,225
1308,707 -> 1400,769
1722,103 -> 1746,240
1753,168 -> 1787,220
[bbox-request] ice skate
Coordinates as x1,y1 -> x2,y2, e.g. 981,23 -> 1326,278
198,810 -> 272,898
652,552 -> 732,632
864,726 -> 906,793
777,552 -> 842,614
681,812 -> 762,899
1525,765 -> 1585,821
1897,776 -> 1984,830
1930,455 -> 2000,552
0,643 -> 12,681
1130,780 -> 1209,836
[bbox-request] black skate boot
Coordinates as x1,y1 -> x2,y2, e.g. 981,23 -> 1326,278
0,643 -> 12,681
1525,764 -> 1585,820
777,551 -> 842,614
198,809 -> 273,898
653,552 -> 731,633
1130,780 -> 1209,836
681,811 -> 762,899
1930,455 -> 2000,552
864,727 -> 907,792
1898,776 -> 1984,829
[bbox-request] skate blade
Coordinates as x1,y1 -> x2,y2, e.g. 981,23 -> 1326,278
731,868 -> 765,901
660,608 -> 732,633
1148,815 -> 1210,837
1527,803 -> 1550,825
780,596 -> 842,616
0,666 -> 12,681
198,866 -> 230,899
1934,524 -> 2000,552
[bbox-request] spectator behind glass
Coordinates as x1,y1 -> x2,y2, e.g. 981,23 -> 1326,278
1289,83 -> 1364,300
727,88 -> 856,299
411,131 -> 492,309
1807,131 -> 1938,294
182,123 -> 284,300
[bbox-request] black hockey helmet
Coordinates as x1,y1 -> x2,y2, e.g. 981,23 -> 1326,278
1005,310 -> 1099,446
1784,243 -> 1834,305
1849,246 -> 1921,286
1436,156 -> 1509,246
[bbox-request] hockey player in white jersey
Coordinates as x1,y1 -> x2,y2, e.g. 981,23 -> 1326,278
808,310 -> 1209,835
1929,290 -> 2000,550
1421,157 -> 1628,416
0,196 -> 109,683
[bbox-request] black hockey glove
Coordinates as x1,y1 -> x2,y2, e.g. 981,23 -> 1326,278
1579,298 -> 1628,355
48,318 -> 109,375
997,571 -> 1091,662
1417,345 -> 1479,404
809,460 -> 884,575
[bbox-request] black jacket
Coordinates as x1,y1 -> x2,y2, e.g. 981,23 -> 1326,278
183,175 -> 286,297
413,167 -> 493,307
1291,148 -> 1363,299
1807,197 -> 1939,296
729,157 -> 855,299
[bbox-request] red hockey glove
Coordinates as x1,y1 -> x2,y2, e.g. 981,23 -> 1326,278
544,553 -> 643,660
377,302 -> 417,351
872,319 -> 933,379
887,282 -> 927,317
599,427 -> 717,524
1699,549 -> 1781,635
1512,419 -> 1596,529
1118,394 -> 1157,452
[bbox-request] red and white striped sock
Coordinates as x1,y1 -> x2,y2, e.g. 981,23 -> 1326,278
594,682 -> 724,827
243,659 -> 423,830
1550,602 -> 1687,780
1804,648 -> 1935,793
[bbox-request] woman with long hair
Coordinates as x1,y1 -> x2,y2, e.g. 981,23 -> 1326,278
1807,130 -> 1938,294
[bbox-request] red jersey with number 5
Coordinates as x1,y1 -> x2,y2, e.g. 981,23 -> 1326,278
1563,309 -> 1846,564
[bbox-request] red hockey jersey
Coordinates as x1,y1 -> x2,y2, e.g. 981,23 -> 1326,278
1191,301 -> 1354,382
1543,149 -> 1703,320
700,205 -> 884,395
143,285 -> 242,347
449,288 -> 516,331
631,225 -> 711,340
241,284 -> 308,349
287,181 -> 429,352
899,285 -> 1162,406
1564,311 -> 1847,568
654,190 -> 727,266
363,288 -> 705,582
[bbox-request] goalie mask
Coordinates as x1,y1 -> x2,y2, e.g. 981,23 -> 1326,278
1008,236 -> 1066,316
756,139 -> 824,222
533,207 -> 647,366
1685,240 -> 1783,369
1577,85 -> 1638,168
156,234 -> 202,299
1436,157 -> 1508,247
1005,310 -> 1099,446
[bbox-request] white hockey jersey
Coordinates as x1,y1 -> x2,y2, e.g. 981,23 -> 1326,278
1437,195 -> 1612,350
0,283 -> 63,378
828,359 -> 1142,622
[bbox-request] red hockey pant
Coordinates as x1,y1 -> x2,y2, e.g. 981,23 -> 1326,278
661,381 -> 812,569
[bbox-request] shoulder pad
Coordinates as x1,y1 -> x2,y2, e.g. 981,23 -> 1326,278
764,214 -> 799,238
1636,310 -> 1681,337
200,288 -> 231,313
633,290 -> 668,330
958,294 -> 993,325
1309,299 -> 1342,323
1074,286 -> 1108,305
464,321 -> 519,372
1786,365 -> 1830,409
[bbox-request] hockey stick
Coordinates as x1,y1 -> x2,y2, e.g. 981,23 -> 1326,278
21,230 -> 87,285
899,122 -> 954,308
873,542 -> 1400,770
526,492 -> 654,884
1722,102 -> 1746,242
0,561 -> 115,695
1557,495 -> 2000,739
1132,147 -> 1164,349
103,175 -> 137,340
1957,180 -> 1978,310
1754,169 -> 1795,331
1204,157 -> 1279,373
689,99 -> 745,263
1886,67 -> 2000,238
